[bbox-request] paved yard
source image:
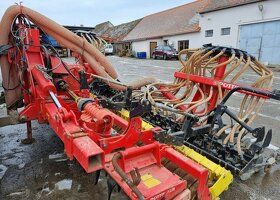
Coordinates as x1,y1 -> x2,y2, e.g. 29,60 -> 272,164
0,56 -> 280,200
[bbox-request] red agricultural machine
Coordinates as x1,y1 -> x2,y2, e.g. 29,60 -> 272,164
0,5 -> 280,200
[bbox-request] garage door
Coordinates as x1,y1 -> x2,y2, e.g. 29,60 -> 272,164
239,20 -> 280,64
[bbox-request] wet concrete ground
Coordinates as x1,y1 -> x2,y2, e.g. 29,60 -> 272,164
1,56 -> 280,199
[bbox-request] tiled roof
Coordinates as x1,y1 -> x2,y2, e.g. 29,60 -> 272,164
200,0 -> 262,13
123,0 -> 210,41
95,21 -> 114,36
101,19 -> 142,43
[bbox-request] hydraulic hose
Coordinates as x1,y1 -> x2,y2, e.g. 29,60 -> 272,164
140,45 -> 274,156
112,153 -> 144,200
0,5 -> 157,107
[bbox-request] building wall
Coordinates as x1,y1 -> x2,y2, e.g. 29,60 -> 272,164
162,32 -> 202,50
199,0 -> 280,48
132,33 -> 202,58
132,40 -> 148,55
132,39 -> 161,58
130,0 -> 280,62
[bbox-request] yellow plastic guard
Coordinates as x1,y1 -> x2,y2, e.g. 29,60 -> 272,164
173,145 -> 233,200
117,109 -> 233,199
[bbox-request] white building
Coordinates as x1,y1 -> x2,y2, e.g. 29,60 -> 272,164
123,0 -> 280,64
199,0 -> 280,64
123,0 -> 207,58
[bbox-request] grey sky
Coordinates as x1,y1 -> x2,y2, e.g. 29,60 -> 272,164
0,0 -> 193,27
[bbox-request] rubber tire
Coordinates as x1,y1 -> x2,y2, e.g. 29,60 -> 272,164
152,53 -> 156,59
163,54 -> 167,60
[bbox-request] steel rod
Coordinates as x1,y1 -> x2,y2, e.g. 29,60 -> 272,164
49,91 -> 62,108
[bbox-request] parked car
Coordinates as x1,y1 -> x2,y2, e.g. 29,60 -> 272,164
152,45 -> 178,60
104,44 -> 114,55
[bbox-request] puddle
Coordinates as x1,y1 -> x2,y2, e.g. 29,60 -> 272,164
0,164 -> 8,179
54,158 -> 68,162
18,163 -> 25,169
48,153 -> 65,160
6,191 -> 25,196
55,179 -> 72,190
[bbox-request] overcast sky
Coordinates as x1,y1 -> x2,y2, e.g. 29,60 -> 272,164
0,0 -> 193,27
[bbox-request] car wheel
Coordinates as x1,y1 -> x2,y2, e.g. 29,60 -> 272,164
163,54 -> 167,60
152,53 -> 156,59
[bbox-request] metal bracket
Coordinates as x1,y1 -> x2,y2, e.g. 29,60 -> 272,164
129,99 -> 151,118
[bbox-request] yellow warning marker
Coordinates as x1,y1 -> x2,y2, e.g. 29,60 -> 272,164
141,174 -> 161,189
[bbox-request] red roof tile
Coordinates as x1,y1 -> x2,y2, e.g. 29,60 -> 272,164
95,21 -> 114,36
201,0 -> 262,13
123,0 -> 210,41
101,19 -> 141,42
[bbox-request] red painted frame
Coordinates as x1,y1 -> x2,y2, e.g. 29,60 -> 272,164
161,56 -> 271,114
8,26 -> 212,200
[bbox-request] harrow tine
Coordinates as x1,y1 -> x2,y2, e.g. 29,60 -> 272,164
94,170 -> 101,185
253,127 -> 265,142
117,185 -> 121,193
107,176 -> 118,200
262,129 -> 272,148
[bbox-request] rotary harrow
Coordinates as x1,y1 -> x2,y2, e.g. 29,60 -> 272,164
0,5 -> 279,200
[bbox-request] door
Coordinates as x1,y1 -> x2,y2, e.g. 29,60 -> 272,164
150,42 -> 157,58
240,37 -> 262,59
239,20 -> 280,64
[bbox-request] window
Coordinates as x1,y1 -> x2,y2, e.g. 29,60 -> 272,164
221,27 -> 231,35
205,30 -> 213,37
178,40 -> 189,51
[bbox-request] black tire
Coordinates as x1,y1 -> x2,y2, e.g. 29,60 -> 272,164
152,53 -> 156,59
163,54 -> 167,60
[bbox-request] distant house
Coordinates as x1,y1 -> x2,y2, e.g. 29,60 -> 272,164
123,0 -> 209,58
120,0 -> 280,64
95,20 -> 141,56
199,0 -> 280,64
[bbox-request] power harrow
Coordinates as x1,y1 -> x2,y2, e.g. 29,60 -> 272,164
0,5 -> 280,200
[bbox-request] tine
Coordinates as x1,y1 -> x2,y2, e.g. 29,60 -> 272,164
262,129 -> 272,148
107,176 -> 117,200
94,170 -> 101,185
254,127 -> 265,143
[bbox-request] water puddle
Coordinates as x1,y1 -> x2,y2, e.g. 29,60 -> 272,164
55,179 -> 72,190
48,153 -> 65,160
0,164 -> 8,179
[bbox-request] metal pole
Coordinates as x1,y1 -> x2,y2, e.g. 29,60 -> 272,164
49,91 -> 62,108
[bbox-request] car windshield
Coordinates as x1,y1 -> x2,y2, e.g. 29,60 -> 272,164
164,46 -> 172,51
106,44 -> 113,48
